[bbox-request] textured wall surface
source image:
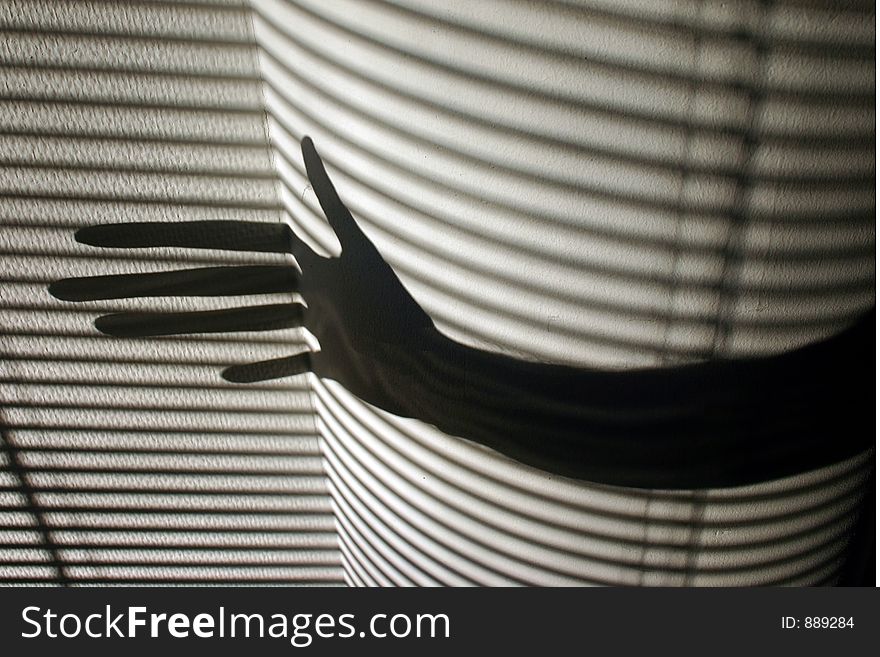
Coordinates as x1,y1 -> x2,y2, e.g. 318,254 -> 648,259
250,0 -> 874,585
0,0 -> 343,585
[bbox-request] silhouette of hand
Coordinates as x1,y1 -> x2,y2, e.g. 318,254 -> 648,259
50,138 -> 433,408
50,137 -> 873,488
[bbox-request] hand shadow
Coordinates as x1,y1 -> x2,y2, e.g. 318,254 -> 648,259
50,137 -> 875,489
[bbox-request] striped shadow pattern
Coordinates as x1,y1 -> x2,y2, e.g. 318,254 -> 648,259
0,0 -> 344,585
248,0 -> 874,585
